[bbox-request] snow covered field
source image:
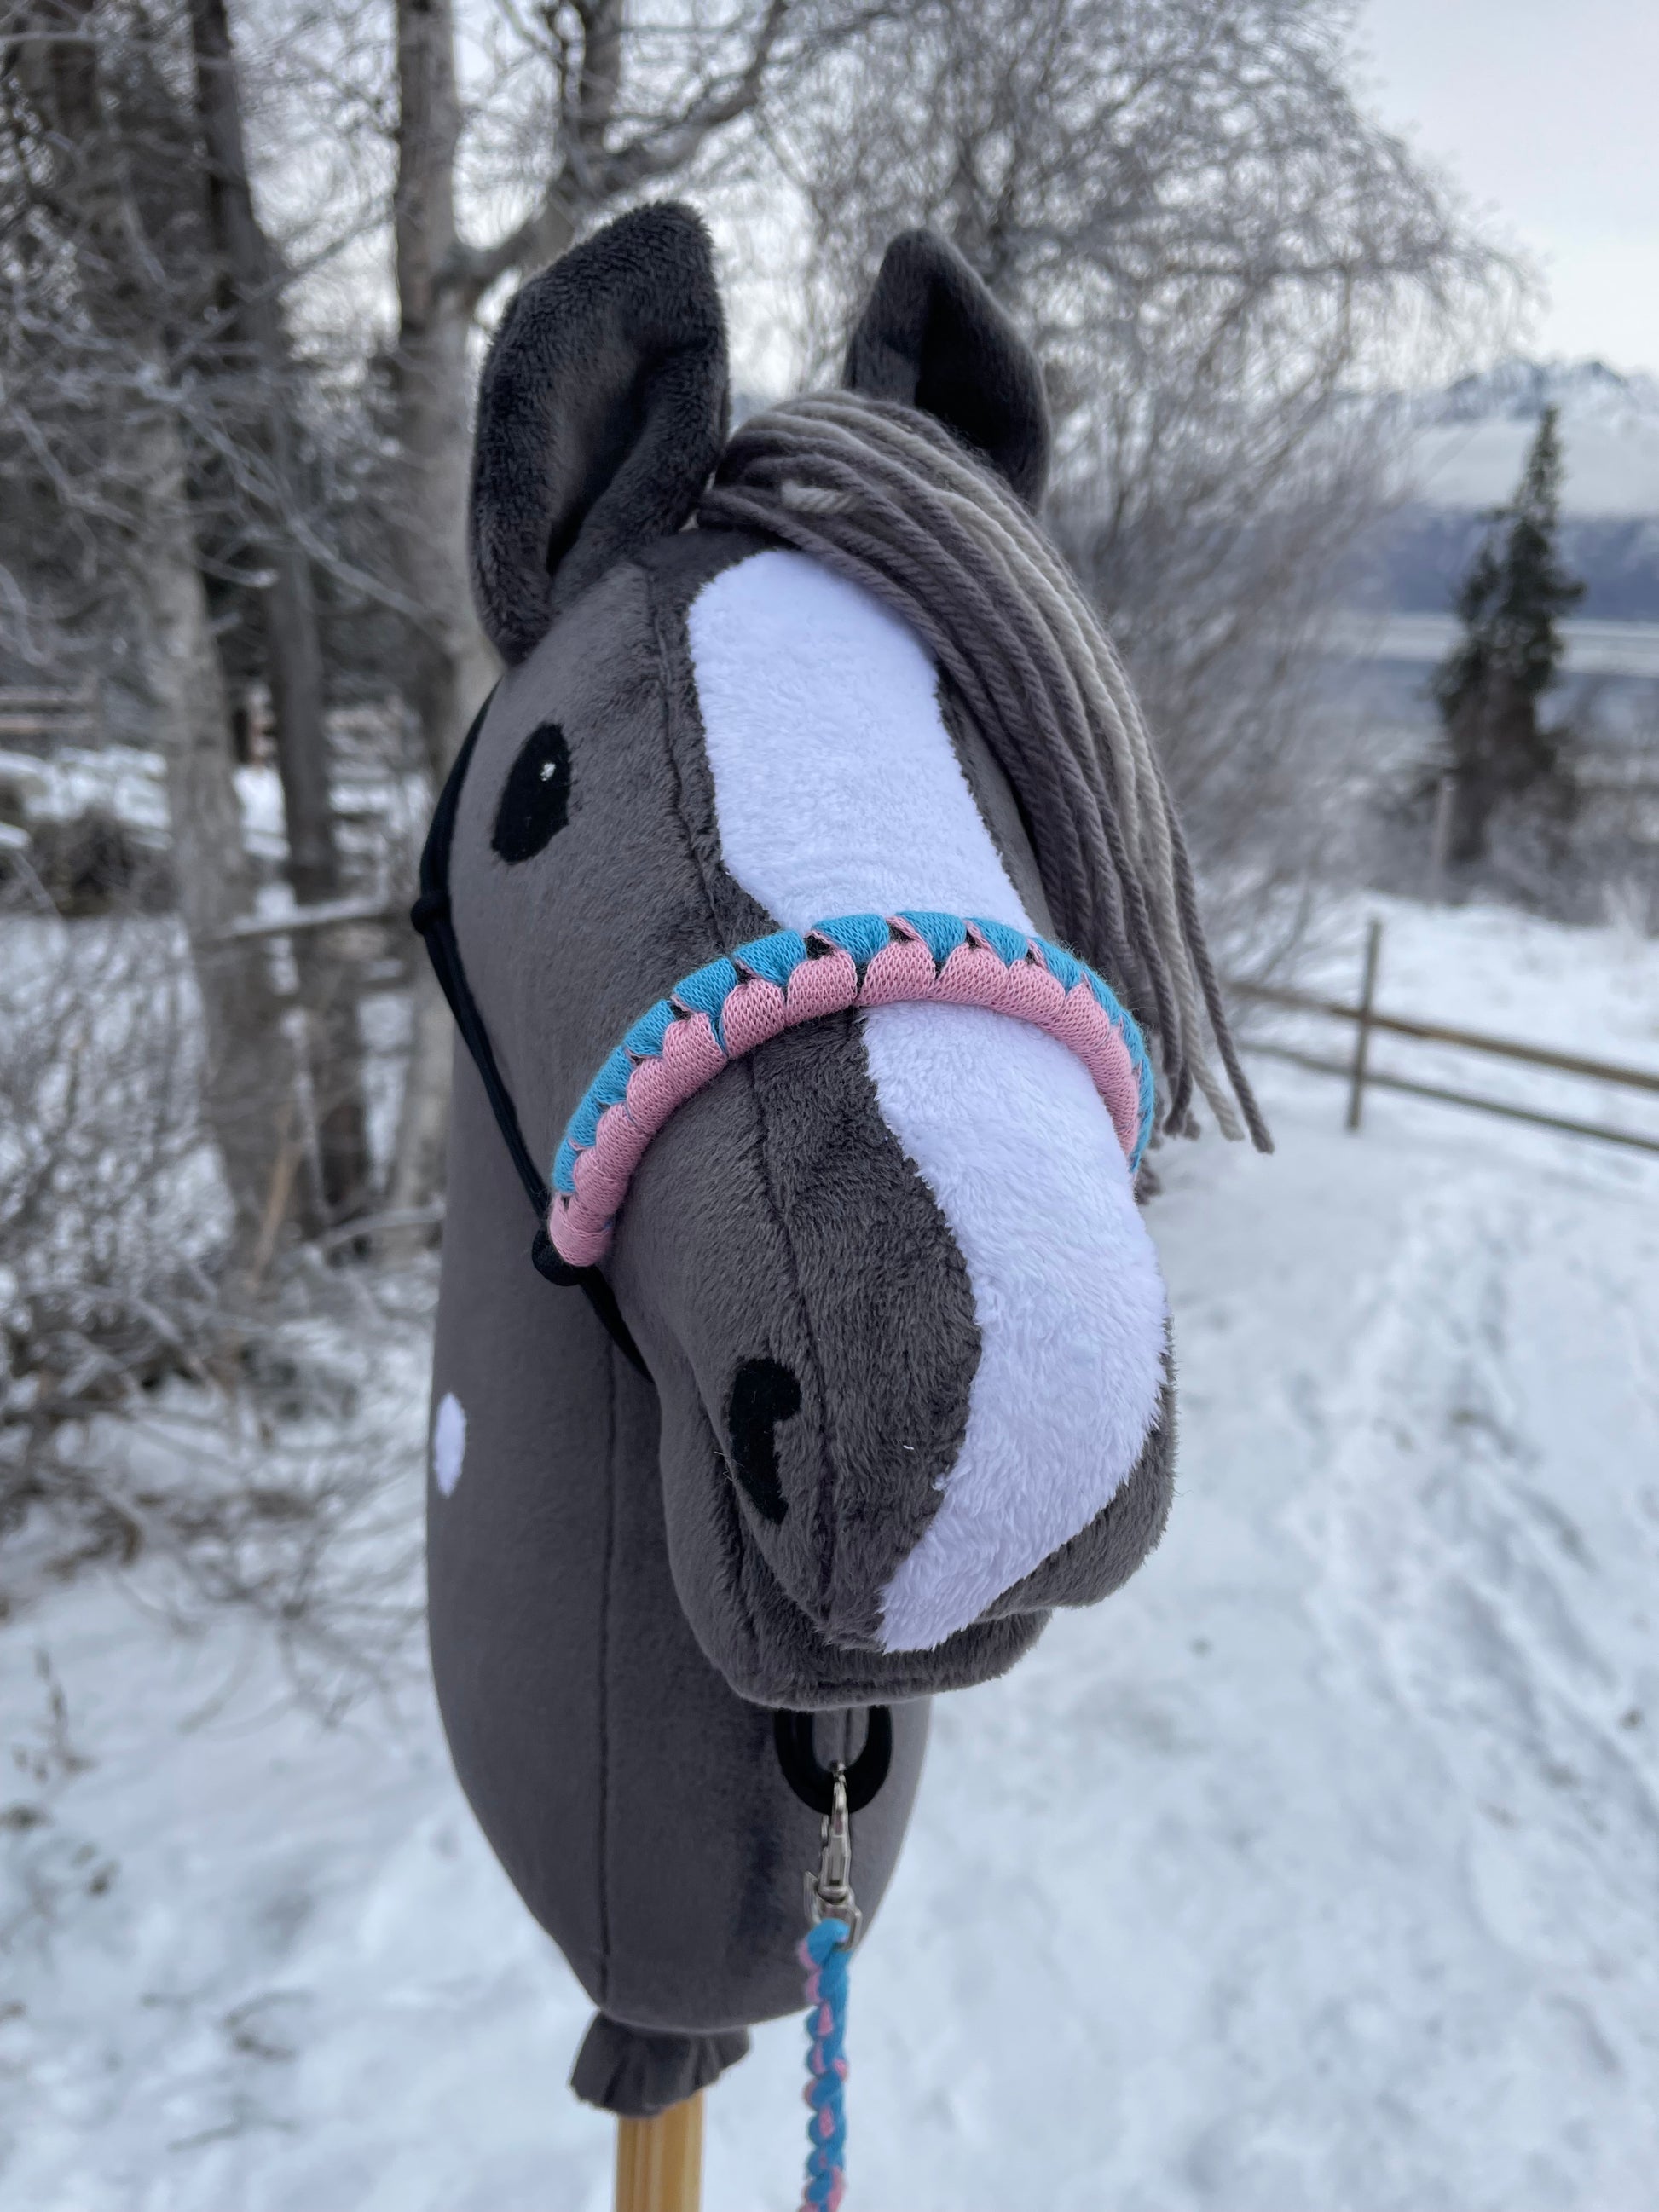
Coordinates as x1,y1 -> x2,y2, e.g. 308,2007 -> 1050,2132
3,898 -> 1658,2212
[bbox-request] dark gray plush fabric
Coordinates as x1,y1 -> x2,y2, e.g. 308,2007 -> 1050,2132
431,206 -> 1185,2074
842,229 -> 1051,510
570,2017 -> 751,2119
444,534 -> 1052,1703
469,202 -> 729,665
429,1050 -> 930,2056
449,529 -> 1175,1700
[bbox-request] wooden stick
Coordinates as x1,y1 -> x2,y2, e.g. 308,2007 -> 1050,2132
614,2094 -> 704,2212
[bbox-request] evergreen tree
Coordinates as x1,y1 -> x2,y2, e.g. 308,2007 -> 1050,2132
1434,404 -> 1584,863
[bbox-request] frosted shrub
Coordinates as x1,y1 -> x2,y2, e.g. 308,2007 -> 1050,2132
0,899 -> 425,1709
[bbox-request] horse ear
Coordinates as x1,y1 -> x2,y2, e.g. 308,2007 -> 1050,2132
470,202 -> 730,665
842,230 -> 1051,511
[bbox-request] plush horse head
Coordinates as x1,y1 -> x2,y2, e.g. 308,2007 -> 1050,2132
423,203 -> 1265,2117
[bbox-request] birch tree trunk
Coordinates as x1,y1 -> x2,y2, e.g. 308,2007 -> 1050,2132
385,0 -> 794,788
386,0 -> 519,1225
16,0 -> 289,1267
190,0 -> 372,1225
383,0 -> 793,1213
390,0 -> 504,788
135,407 -> 292,1258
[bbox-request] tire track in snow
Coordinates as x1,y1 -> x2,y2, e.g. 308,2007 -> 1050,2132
1290,1166 -> 1659,2006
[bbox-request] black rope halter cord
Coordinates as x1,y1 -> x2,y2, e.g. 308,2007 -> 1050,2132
412,691 -> 897,1797
411,691 -> 645,1374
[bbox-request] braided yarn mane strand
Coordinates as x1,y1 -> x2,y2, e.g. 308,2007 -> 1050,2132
698,392 -> 1271,1152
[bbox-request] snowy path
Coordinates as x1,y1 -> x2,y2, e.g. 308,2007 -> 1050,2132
3,902 -> 1658,2210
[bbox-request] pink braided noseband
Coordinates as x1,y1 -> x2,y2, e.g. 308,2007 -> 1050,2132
548,909 -> 1156,1267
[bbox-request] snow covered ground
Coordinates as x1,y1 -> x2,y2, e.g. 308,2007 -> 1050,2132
3,897 -> 1658,2212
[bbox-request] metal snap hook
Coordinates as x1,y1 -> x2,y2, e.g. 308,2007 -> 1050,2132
804,1761 -> 861,1942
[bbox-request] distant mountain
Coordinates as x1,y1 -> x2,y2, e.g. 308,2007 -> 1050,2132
1366,357 -> 1659,621
1425,356 -> 1659,430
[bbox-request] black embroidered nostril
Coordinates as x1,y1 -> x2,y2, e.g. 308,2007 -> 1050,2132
726,1358 -> 801,1524
493,720 -> 570,862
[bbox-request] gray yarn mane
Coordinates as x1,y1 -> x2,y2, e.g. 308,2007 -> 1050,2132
698,390 -> 1272,1152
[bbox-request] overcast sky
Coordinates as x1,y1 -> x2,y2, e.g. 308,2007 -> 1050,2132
1357,0 -> 1659,373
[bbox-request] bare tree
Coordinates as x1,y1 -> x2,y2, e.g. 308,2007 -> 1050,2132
383,0 -> 856,1211
7,0 -> 291,1258
772,0 -> 1512,955
188,0 -> 372,1223
387,0 -> 804,784
0,891 -> 426,1708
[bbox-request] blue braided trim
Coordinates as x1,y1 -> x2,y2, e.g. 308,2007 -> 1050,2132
552,910 -> 1157,1201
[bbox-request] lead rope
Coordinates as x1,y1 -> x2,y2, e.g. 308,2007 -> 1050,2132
799,1762 -> 858,2211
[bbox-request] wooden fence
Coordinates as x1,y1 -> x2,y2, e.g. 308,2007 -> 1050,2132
0,680 -> 100,746
1234,918 -> 1659,1158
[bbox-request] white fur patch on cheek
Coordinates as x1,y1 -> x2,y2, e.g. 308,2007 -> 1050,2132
432,1392 -> 467,1499
864,1004 -> 1168,1652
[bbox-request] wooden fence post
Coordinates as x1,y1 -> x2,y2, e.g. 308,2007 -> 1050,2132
1345,919 -> 1384,1133
1225,956 -> 1659,1155
615,2094 -> 704,2212
1429,774 -> 1456,904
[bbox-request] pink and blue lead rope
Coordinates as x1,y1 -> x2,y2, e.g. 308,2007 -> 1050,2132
799,1916 -> 853,2211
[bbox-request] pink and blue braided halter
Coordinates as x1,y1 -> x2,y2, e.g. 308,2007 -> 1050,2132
548,909 -> 1156,1267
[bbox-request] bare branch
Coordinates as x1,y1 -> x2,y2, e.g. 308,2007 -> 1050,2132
449,0 -> 789,303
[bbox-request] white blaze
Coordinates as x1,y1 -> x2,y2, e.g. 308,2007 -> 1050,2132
687,551 -> 1167,1651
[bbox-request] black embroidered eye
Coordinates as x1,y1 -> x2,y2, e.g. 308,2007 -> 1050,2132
492,720 -> 570,863
726,1358 -> 801,1524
